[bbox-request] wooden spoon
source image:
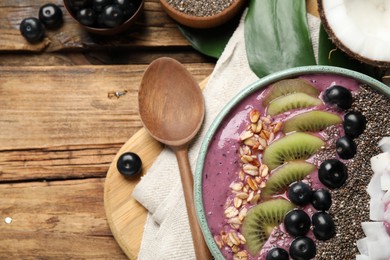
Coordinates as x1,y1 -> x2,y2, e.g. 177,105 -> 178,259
138,57 -> 212,259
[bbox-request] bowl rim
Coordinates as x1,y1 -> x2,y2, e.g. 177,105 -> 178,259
63,0 -> 144,35
194,65 -> 390,259
159,0 -> 247,29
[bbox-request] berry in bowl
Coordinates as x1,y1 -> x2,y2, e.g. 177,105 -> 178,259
194,66 -> 390,259
63,0 -> 144,35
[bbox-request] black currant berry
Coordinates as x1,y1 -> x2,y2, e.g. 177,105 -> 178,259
77,8 -> 97,26
266,247 -> 289,260
289,236 -> 316,260
20,17 -> 45,43
117,152 -> 142,177
93,0 -> 113,12
288,182 -> 313,206
102,5 -> 124,27
323,85 -> 353,110
343,111 -> 366,139
336,136 -> 357,159
312,211 -> 336,240
311,188 -> 332,211
114,0 -> 136,18
318,159 -> 348,189
284,209 -> 311,237
39,3 -> 63,29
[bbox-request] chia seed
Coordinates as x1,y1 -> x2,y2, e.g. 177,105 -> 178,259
315,85 -> 390,259
166,0 -> 236,17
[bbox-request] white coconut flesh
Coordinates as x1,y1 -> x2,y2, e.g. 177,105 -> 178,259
357,137 -> 390,259
319,0 -> 390,66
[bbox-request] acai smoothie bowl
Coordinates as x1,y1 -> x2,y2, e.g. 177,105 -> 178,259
194,66 -> 390,260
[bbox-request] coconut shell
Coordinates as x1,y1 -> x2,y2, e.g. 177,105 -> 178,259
318,0 -> 390,68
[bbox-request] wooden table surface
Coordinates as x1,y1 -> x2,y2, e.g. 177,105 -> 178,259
0,0 -> 214,258
0,0 -> 322,259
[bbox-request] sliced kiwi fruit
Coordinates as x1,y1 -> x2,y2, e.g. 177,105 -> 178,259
283,111 -> 342,133
242,198 -> 294,256
262,78 -> 319,106
267,93 -> 323,116
262,161 -> 316,198
263,132 -> 324,170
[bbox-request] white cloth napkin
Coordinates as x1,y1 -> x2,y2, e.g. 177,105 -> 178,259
132,11 -> 320,259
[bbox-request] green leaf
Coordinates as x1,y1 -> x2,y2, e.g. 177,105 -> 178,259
177,15 -> 241,59
317,24 -> 381,79
245,0 -> 316,78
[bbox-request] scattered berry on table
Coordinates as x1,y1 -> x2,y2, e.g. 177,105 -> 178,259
39,3 -> 63,29
20,17 -> 45,43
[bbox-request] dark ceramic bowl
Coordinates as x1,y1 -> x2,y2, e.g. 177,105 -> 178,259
63,0 -> 144,35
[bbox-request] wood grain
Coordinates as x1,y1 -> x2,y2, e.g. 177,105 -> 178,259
0,0 -> 192,52
104,77 -> 207,259
0,65 -> 213,182
105,128 -> 162,259
0,65 -> 211,259
0,178 -> 127,259
104,1 -> 320,259
0,0 -> 320,259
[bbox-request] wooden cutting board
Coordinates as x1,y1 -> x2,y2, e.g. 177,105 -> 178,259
103,78 -> 208,259
103,2 -> 319,259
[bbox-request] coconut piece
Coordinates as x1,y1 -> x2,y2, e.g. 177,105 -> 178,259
366,238 -> 390,259
379,137 -> 390,152
368,156 -> 386,220
371,152 -> 390,176
381,171 -> 390,191
361,221 -> 388,237
356,237 -> 370,256
357,222 -> 390,259
370,152 -> 390,191
383,190 -> 390,216
318,0 -> 390,67
358,137 -> 390,259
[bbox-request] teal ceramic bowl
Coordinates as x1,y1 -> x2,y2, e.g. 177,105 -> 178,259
194,65 -> 390,259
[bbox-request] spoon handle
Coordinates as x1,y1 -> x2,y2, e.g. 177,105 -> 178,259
175,148 -> 212,260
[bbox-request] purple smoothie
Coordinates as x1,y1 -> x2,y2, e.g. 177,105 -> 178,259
202,74 -> 361,259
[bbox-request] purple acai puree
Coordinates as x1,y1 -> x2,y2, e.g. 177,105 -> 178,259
202,74 -> 361,259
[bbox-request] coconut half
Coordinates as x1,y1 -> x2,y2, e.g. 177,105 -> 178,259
318,0 -> 390,67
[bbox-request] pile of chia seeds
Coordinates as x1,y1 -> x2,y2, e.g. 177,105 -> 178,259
315,85 -> 390,259
166,0 -> 236,17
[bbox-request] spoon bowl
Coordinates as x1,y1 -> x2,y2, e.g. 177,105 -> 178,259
138,57 -> 204,147
138,57 -> 211,259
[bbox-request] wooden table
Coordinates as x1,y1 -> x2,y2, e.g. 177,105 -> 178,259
0,0 -> 323,258
0,0 -> 214,258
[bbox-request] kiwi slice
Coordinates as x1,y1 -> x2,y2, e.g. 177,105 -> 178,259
283,111 -> 342,133
263,132 -> 324,170
267,93 -> 323,116
262,78 -> 319,106
262,161 -> 316,198
242,199 -> 294,256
